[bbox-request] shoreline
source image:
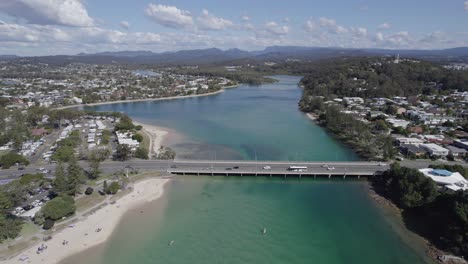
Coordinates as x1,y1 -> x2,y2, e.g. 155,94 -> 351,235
2,178 -> 170,264
367,184 -> 452,264
56,84 -> 240,110
133,121 -> 169,157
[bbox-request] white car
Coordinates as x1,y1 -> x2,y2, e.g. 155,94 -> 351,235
327,167 -> 335,171
321,164 -> 328,168
263,166 -> 271,170
378,162 -> 387,166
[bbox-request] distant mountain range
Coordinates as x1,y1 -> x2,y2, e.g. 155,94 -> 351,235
3,46 -> 468,65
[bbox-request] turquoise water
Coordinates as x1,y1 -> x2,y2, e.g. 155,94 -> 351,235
82,75 -> 358,161
63,177 -> 431,264
67,76 -> 432,264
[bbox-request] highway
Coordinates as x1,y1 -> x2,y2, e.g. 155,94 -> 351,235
0,159 -> 466,181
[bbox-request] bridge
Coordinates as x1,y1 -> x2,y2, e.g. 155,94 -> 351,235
166,160 -> 389,179
0,159 -> 466,182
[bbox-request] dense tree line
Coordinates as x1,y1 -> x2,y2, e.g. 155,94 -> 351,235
312,104 -> 395,160
372,164 -> 468,258
299,57 -> 468,104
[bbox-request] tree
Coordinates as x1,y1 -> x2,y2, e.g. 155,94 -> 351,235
0,152 -> 29,169
106,182 -> 120,195
66,158 -> 84,196
114,144 -> 132,161
374,120 -> 389,132
135,146 -> 149,159
0,192 -> 12,214
0,215 -> 22,242
132,133 -> 143,142
41,195 -> 76,221
88,149 -> 107,179
53,162 -> 68,193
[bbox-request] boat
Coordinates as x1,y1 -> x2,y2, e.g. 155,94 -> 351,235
262,228 -> 267,235
168,240 -> 175,246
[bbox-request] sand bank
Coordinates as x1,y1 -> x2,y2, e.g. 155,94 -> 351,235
133,121 -> 169,156
2,178 -> 169,264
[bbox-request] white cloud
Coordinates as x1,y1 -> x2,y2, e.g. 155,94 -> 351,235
465,1 -> 468,10
384,31 -> 411,47
197,9 -> 234,31
120,21 -> 130,30
264,21 -> 289,35
378,23 -> 391,30
318,17 -> 348,34
241,15 -> 250,22
350,27 -> 367,37
0,0 -> 94,27
304,19 -> 316,32
375,32 -> 384,42
144,4 -> 193,29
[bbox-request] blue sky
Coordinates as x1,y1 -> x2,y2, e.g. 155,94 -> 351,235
0,0 -> 467,55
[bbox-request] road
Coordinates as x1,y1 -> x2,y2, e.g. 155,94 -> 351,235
2,159 -> 465,181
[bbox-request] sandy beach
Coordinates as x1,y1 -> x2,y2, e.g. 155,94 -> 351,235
133,121 -> 169,157
56,87 -> 238,110
2,178 -> 169,264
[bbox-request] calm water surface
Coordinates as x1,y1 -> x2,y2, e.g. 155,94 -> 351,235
67,76 -> 432,264
83,75 -> 357,161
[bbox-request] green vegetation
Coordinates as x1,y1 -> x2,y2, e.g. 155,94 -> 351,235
0,173 -> 52,240
157,146 -> 176,160
0,152 -> 29,169
101,129 -> 112,145
105,182 -> 121,195
114,144 -> 132,161
41,195 -> 76,221
300,57 -> 468,101
51,130 -> 82,162
87,149 -> 109,179
114,115 -> 135,131
372,164 -> 468,258
135,146 -> 149,160
0,215 -> 23,242
132,133 -> 143,142
311,104 -> 395,160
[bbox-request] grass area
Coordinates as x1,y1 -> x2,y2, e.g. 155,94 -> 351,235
0,237 -> 39,260
138,131 -> 151,153
75,192 -> 106,212
19,221 -> 39,238
129,171 -> 162,183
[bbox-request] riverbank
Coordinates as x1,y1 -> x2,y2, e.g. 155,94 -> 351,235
133,121 -> 169,157
2,178 -> 170,264
367,184 -> 462,264
56,84 -> 240,110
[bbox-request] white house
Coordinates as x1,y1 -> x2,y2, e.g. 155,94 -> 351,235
419,168 -> 468,191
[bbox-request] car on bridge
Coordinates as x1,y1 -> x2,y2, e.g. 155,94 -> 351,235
263,166 -> 271,170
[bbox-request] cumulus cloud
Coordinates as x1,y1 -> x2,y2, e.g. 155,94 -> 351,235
382,31 -> 411,47
120,21 -> 130,30
465,1 -> 468,10
144,4 -> 193,29
318,17 -> 348,34
304,19 -> 316,32
0,0 -> 94,27
241,15 -> 250,22
378,23 -> 391,30
197,9 -> 234,31
264,21 -> 289,35
350,27 -> 367,37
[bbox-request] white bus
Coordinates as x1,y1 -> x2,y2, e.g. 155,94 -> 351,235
288,166 -> 308,172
